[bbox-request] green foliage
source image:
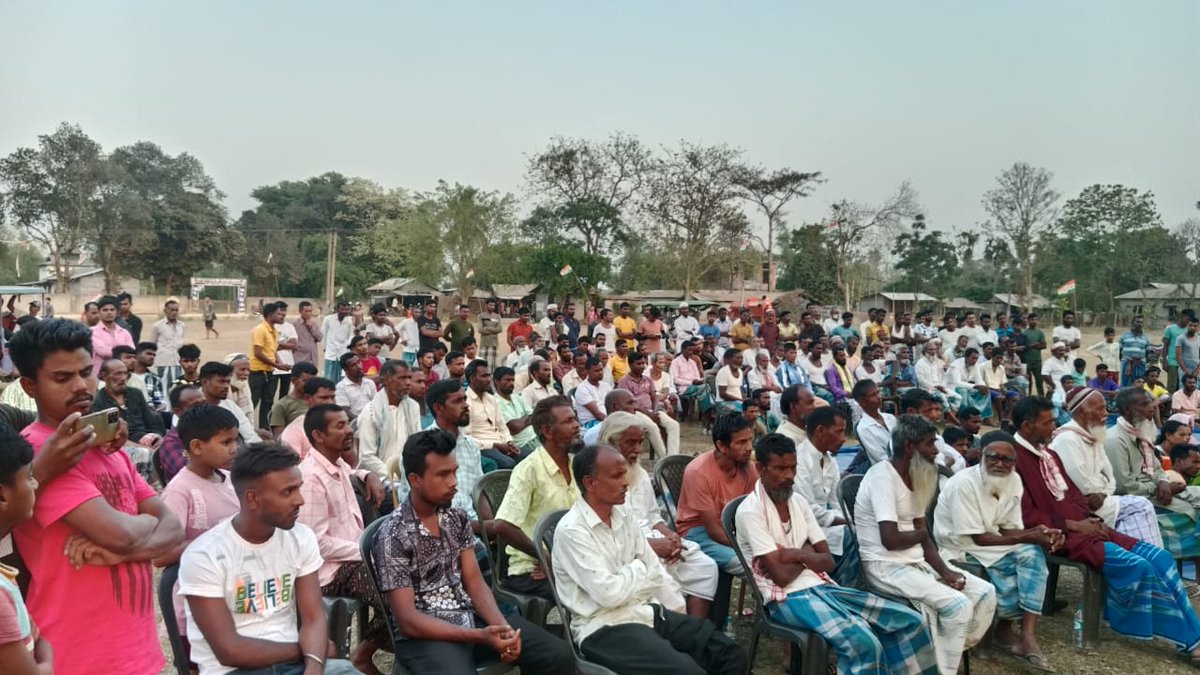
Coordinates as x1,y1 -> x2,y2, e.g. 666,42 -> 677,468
776,224 -> 838,301
891,216 -> 958,295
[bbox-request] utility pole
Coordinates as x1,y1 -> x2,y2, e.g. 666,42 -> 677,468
325,229 -> 338,309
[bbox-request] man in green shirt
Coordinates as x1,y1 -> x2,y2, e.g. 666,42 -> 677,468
494,365 -> 540,454
1162,310 -> 1193,392
1018,313 -> 1047,397
444,304 -> 476,352
268,361 -> 317,435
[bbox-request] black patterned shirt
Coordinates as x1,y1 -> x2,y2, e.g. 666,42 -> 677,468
371,497 -> 476,632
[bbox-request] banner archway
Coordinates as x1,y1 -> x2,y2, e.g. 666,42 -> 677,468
190,277 -> 247,314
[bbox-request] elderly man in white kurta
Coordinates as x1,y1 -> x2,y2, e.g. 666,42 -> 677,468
599,412 -> 719,618
1049,386 -> 1163,547
934,439 -> 1059,672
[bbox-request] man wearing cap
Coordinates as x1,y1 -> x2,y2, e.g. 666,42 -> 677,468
1049,386 -> 1163,547
1041,342 -> 1073,395
672,302 -> 700,349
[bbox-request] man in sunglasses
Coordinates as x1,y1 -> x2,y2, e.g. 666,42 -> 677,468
933,435 -> 1061,672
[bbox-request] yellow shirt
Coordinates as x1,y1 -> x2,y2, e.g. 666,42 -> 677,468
493,447 -> 580,576
1145,383 -> 1169,400
249,321 -> 278,372
610,353 -> 630,382
613,316 -> 637,343
731,321 -> 755,349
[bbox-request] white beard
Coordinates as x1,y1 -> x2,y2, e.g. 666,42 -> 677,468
1087,424 -> 1107,446
982,470 -> 1020,500
626,461 -> 647,485
909,454 -> 939,512
1135,418 -> 1159,440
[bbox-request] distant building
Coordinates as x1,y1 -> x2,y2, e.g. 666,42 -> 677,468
855,292 -> 938,316
1114,283 -> 1200,326
987,293 -> 1053,318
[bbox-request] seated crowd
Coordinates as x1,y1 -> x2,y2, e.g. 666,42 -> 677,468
5,303 -> 1200,675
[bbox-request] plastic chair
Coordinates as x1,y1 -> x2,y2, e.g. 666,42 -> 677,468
472,470 -> 554,627
836,474 -> 864,533
720,496 -> 829,675
1043,554 -> 1105,649
359,517 -> 514,675
653,454 -> 693,531
532,510 -> 619,675
322,596 -> 368,659
158,564 -> 190,675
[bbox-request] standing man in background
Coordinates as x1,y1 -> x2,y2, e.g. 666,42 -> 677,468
249,302 -> 290,429
322,300 -> 355,382
147,298 -> 185,389
479,298 -> 503,368
444,304 -> 476,352
273,301 -> 298,403
202,296 -> 219,339
117,292 -> 143,343
291,300 -> 323,367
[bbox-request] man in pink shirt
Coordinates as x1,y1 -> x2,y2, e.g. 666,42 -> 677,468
298,403 -> 386,673
676,413 -> 759,575
90,295 -> 133,376
617,351 -> 681,455
1172,374 -> 1200,425
670,339 -> 708,399
9,318 -> 182,675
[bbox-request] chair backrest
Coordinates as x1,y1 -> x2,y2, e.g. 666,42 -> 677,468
720,495 -> 765,608
532,510 -> 583,655
473,469 -> 514,581
158,564 -> 189,675
837,473 -> 865,532
654,454 -> 693,529
359,516 -> 402,641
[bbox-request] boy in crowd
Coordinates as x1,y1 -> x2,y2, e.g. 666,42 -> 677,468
174,344 -> 203,390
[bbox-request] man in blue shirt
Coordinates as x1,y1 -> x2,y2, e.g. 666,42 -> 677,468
1119,315 -> 1153,386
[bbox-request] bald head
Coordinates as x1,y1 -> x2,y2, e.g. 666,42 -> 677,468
605,389 -> 636,414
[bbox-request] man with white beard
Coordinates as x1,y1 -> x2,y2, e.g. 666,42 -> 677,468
1106,386 -> 1200,559
1050,386 -> 1163,547
934,437 -> 1060,673
856,415 -> 996,675
598,412 -> 719,618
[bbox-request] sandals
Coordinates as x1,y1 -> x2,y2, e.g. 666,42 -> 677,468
1013,650 -> 1056,673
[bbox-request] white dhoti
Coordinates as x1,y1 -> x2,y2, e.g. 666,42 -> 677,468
656,410 -> 681,456
649,531 -> 719,612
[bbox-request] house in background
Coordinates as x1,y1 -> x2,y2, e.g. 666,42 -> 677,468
987,293 -> 1053,319
1114,283 -> 1200,327
855,291 -> 938,316
941,297 -> 983,316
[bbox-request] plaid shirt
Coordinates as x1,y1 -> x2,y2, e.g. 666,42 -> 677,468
298,450 -> 367,586
157,429 -> 187,484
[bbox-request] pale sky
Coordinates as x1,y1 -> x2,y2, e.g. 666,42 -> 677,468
2,1 -> 1197,238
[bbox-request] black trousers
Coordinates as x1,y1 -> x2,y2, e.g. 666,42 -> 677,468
580,606 -> 747,675
273,373 -> 291,402
503,573 -> 555,601
248,371 -> 277,429
393,614 -> 573,675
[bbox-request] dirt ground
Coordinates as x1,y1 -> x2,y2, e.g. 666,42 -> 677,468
153,318 -> 1198,674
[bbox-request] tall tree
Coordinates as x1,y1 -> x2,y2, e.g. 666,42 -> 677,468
524,133 -> 651,254
0,123 -> 108,291
775,224 -> 838,301
733,166 -> 823,291
104,141 -> 232,294
981,163 -> 1060,308
639,142 -> 750,295
520,198 -> 625,257
825,182 -> 921,308
892,215 -> 958,296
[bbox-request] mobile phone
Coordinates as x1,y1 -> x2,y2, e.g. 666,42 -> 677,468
73,407 -> 121,446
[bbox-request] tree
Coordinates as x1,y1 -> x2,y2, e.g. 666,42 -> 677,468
733,166 -> 823,291
104,142 -> 232,294
639,142 -> 750,295
892,215 -> 958,296
520,198 -> 625,257
825,182 -> 921,308
775,224 -> 838,301
0,123 -> 108,292
525,133 -> 651,254
981,163 -> 1059,308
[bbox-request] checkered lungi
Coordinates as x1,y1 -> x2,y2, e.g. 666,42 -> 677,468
769,584 -> 937,675
1109,494 -> 1163,548
864,559 -> 996,675
967,544 -> 1047,620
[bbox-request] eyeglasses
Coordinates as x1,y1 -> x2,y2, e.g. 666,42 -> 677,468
984,453 -> 1017,465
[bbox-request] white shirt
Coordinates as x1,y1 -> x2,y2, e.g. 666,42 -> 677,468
776,420 -> 807,448
715,365 -> 744,401
1052,326 -> 1083,359
1049,420 -> 1120,524
364,321 -> 398,357
673,315 -> 701,343
945,358 -> 985,389
274,320 -> 298,374
521,381 -> 555,409
335,376 -> 377,418
793,440 -> 845,554
714,318 -> 733,348
936,437 -> 967,473
976,329 -> 1000,350
933,465 -> 1025,567
148,318 -> 185,367
736,487 -> 828,598
179,520 -> 322,675
915,356 -> 946,392
939,328 -> 962,347
1041,356 -> 1073,386
802,358 -> 827,387
397,317 -> 420,354
823,317 -> 838,333
856,412 -> 897,465
552,501 -> 666,644
592,322 -> 618,350
322,314 -> 355,361
357,389 -> 421,478
854,360 -> 886,385
220,398 -> 260,443
958,325 -> 982,349
913,323 -> 939,341
855,461 -> 925,564
573,380 -> 611,425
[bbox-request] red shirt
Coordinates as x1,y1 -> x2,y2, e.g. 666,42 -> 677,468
507,320 -> 533,345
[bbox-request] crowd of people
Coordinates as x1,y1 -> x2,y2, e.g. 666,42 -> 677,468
2,293 -> 1200,674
